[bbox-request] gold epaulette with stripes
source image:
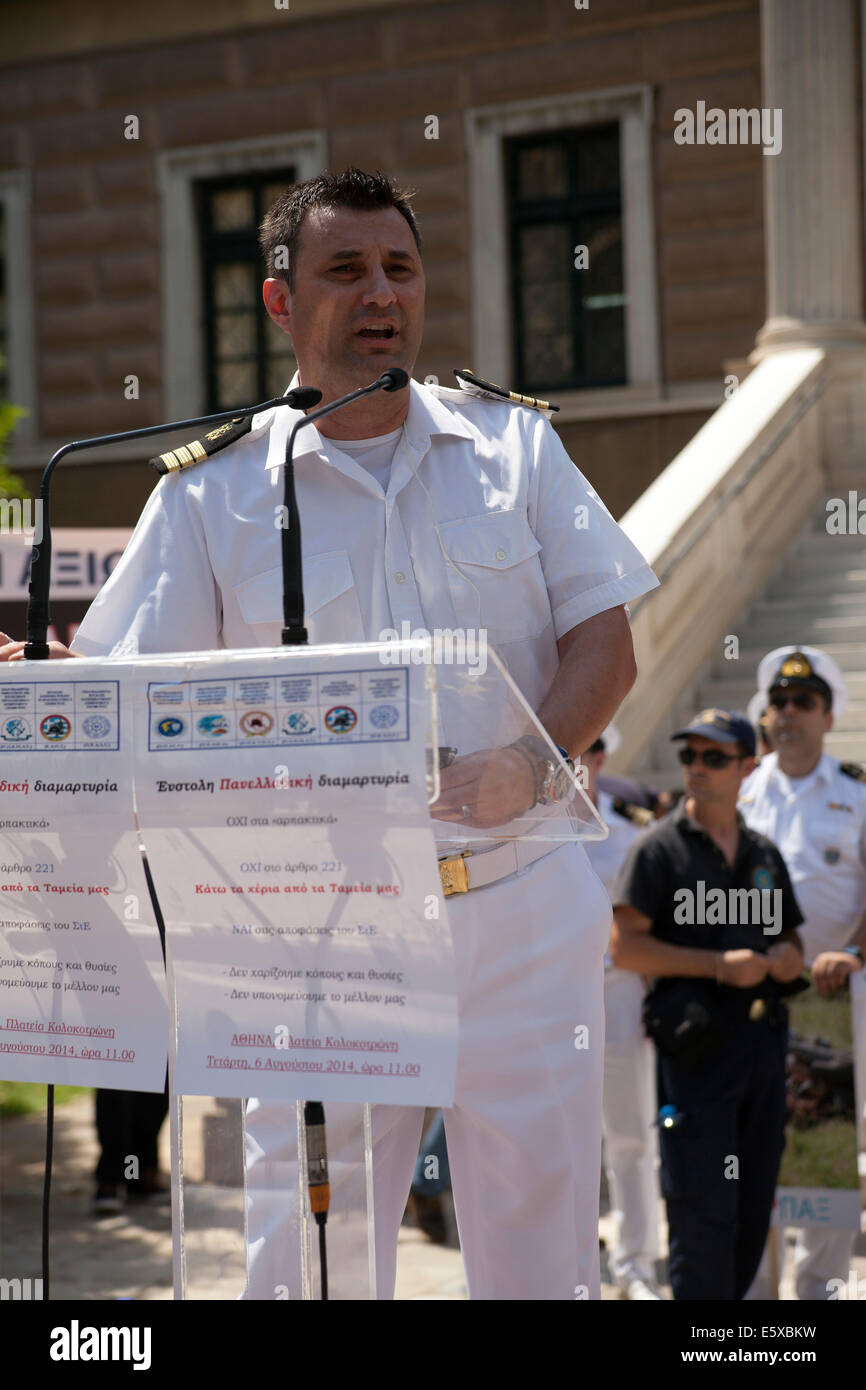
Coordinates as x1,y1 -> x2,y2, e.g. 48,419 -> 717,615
453,368 -> 559,414
612,797 -> 654,827
148,414 -> 254,475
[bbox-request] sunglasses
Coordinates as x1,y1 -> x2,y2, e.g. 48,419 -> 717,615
677,747 -> 740,769
768,692 -> 820,712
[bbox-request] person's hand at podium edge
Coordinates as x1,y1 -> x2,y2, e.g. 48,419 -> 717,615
430,745 -> 537,828
0,631 -> 81,661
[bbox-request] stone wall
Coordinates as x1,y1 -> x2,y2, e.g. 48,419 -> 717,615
3,0 -> 765,522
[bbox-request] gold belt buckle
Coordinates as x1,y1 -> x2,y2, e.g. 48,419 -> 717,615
439,851 -> 473,896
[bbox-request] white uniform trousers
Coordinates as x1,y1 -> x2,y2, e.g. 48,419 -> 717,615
791,1228 -> 856,1301
601,967 -> 660,1286
241,841 -> 611,1300
746,1226 -> 855,1300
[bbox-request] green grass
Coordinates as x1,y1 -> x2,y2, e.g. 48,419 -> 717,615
789,989 -> 853,1049
778,1118 -> 859,1189
0,1082 -> 90,1118
778,987 -> 858,1187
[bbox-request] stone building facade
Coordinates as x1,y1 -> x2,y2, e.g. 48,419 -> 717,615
0,0 -> 801,525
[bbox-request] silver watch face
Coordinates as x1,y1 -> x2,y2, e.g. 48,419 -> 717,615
539,762 -> 571,804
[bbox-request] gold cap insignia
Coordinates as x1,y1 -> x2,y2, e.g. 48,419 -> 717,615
698,708 -> 731,727
780,653 -> 813,679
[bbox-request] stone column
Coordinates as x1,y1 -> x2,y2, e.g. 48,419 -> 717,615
752,0 -> 866,357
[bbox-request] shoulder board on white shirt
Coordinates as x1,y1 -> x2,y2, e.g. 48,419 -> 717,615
611,797 -> 654,827
148,414 -> 254,475
453,368 -> 560,416
840,761 -> 866,783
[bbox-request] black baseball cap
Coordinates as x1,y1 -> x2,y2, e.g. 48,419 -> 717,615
670,708 -> 756,757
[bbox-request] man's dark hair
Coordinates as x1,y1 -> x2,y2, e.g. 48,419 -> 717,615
259,168 -> 422,290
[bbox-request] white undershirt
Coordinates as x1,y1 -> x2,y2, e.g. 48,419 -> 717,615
321,426 -> 404,492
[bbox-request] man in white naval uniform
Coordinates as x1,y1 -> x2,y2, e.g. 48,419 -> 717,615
582,727 -> 661,1300
739,646 -> 866,1301
0,170 -> 658,1299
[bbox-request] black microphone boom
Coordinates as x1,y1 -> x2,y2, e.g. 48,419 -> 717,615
280,369 -> 410,646
22,386 -> 323,660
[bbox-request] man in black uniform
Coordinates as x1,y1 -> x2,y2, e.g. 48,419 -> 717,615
611,709 -> 805,1301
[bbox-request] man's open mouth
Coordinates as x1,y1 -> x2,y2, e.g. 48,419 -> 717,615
357,327 -> 396,339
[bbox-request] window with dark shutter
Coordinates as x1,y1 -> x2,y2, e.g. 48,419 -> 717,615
197,170 -> 298,411
504,125 -> 626,392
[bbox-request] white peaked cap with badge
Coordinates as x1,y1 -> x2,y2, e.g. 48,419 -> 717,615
756,645 -> 848,718
747,690 -> 765,729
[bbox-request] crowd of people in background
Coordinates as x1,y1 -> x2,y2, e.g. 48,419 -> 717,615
410,643 -> 866,1301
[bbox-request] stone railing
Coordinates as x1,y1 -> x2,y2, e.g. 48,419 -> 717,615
610,347 -> 828,771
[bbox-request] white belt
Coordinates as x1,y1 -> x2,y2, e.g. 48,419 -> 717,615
438,838 -> 559,896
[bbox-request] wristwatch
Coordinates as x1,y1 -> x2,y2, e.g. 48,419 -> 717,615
508,735 -> 575,807
842,944 -> 865,966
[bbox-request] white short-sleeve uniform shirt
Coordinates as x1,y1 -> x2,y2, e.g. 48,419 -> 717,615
738,751 -> 866,962
71,377 -> 658,1302
71,378 -> 658,711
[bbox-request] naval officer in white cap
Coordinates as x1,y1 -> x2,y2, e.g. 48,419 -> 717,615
1,169 -> 658,1299
738,646 -> 866,1301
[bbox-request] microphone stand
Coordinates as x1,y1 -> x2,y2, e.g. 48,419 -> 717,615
280,368 -> 409,1299
23,388 -> 321,660
18,386 -> 321,1300
280,368 -> 408,645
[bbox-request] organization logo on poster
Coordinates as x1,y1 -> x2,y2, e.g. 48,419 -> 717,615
240,710 -> 274,737
157,717 -> 185,738
1,717 -> 31,742
40,714 -> 71,742
282,710 -> 315,736
324,705 -> 357,734
82,715 -> 112,739
197,713 -> 229,737
369,703 -> 399,729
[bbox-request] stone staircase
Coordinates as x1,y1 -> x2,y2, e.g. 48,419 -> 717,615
631,504 -> 866,788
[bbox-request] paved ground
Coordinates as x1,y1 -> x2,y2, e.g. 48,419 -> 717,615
2,1093 -> 863,1300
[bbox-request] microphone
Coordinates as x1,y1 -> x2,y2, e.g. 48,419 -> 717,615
282,386 -> 324,410
280,369 -> 411,646
22,385 -> 323,660
380,367 -> 409,392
